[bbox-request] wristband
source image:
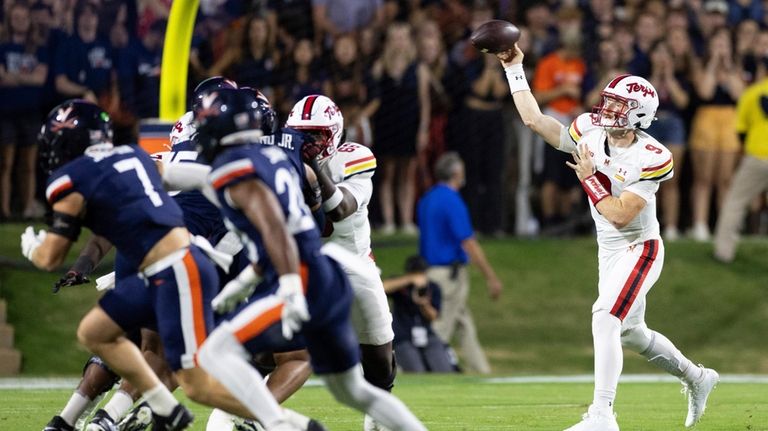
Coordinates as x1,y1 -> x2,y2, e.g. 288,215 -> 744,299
504,63 -> 530,94
322,187 -> 343,212
582,174 -> 610,205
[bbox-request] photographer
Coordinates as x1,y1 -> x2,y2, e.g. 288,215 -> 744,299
384,255 -> 456,373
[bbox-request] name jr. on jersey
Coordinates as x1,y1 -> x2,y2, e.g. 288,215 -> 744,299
258,133 -> 294,151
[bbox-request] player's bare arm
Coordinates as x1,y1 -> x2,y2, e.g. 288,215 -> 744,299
26,192 -> 85,271
226,178 -> 300,276
566,143 -> 647,228
497,44 -> 565,148
53,233 -> 114,292
310,161 -> 358,222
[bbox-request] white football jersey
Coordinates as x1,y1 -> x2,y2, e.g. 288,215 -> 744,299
567,113 -> 674,250
321,142 -> 376,257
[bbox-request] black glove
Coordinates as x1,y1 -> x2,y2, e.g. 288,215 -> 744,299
53,255 -> 95,293
53,271 -> 90,293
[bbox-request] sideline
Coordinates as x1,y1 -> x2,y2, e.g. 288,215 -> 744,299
3,374 -> 768,390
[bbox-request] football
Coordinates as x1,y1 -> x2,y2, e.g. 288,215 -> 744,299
470,20 -> 521,54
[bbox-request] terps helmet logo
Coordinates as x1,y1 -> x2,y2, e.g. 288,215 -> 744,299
625,82 -> 655,98
323,104 -> 340,120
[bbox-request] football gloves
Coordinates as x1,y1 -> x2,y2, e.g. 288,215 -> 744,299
53,270 -> 90,293
21,226 -> 46,261
276,273 -> 309,340
212,265 -> 261,313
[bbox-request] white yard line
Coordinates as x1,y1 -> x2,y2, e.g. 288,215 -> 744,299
1,374 -> 767,390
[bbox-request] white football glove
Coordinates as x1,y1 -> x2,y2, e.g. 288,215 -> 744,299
21,226 -> 47,261
212,265 -> 262,313
276,273 -> 309,340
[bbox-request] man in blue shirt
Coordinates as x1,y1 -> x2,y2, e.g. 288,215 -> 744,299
416,152 -> 502,374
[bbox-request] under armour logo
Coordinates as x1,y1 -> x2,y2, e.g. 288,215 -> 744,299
515,76 -> 524,80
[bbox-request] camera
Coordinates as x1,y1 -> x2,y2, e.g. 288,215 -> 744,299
415,286 -> 429,297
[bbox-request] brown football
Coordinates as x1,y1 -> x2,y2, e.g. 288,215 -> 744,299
470,20 -> 521,54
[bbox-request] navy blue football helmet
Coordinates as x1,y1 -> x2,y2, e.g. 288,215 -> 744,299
192,76 -> 238,112
193,88 -> 266,162
239,87 -> 277,135
38,99 -> 113,176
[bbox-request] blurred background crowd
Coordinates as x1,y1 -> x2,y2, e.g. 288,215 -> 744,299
0,0 -> 767,246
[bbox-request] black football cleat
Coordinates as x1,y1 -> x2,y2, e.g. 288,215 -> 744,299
151,404 -> 193,431
85,409 -> 118,431
118,401 -> 154,431
307,418 -> 329,431
43,416 -> 74,431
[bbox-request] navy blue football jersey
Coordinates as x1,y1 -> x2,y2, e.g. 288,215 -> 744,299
45,144 -> 185,273
256,127 -> 308,182
161,139 -> 227,244
210,144 -> 321,270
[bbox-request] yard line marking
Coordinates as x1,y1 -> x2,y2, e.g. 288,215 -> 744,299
483,374 -> 768,384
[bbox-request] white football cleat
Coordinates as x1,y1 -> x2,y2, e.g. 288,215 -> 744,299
563,405 -> 619,431
682,366 -> 719,427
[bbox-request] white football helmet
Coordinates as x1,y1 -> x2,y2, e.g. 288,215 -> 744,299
591,74 -> 659,130
286,95 -> 344,165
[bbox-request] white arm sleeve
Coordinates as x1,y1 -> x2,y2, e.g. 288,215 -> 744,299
162,162 -> 211,191
558,126 -> 578,153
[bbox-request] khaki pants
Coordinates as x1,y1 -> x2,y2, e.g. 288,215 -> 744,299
427,266 -> 491,374
714,155 -> 768,261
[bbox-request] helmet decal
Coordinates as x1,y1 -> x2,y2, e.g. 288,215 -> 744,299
302,95 -> 319,120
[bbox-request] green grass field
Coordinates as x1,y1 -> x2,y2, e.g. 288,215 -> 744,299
1,224 -> 768,430
1,375 -> 766,430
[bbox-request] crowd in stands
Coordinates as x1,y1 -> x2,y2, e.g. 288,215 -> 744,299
1,0 -> 767,246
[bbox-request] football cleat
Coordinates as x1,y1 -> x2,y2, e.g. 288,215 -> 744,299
235,418 -> 263,431
307,419 -> 329,431
43,415 -> 74,431
563,405 -> 619,431
118,401 -> 153,431
86,409 -> 118,431
151,404 -> 193,431
682,366 -> 719,427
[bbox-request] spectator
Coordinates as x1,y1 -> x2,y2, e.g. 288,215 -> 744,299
713,73 -> 768,262
370,22 -> 430,235
531,12 -> 587,234
383,255 -> 456,373
209,13 -> 278,101
584,39 -> 627,108
117,19 -> 165,120
267,0 -> 313,53
0,1 -> 48,221
627,10 -> 663,78
689,26 -> 745,241
416,20 -> 457,191
325,33 -> 373,147
645,39 -> 692,240
453,5 -> 510,236
416,152 -> 503,374
54,1 -> 118,108
276,38 -> 326,118
312,0 -> 385,48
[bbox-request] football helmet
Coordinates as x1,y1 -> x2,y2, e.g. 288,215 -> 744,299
38,99 -> 113,176
193,88 -> 266,162
239,87 -> 277,135
591,74 -> 658,130
286,95 -> 344,165
192,76 -> 238,112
